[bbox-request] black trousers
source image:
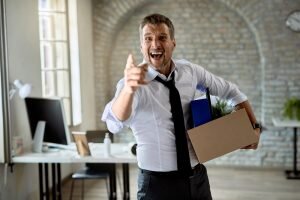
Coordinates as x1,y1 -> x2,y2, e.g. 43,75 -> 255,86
137,164 -> 212,200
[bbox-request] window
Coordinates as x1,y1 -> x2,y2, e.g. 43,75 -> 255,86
38,0 -> 81,126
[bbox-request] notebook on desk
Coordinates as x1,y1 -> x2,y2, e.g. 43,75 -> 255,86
72,132 -> 91,156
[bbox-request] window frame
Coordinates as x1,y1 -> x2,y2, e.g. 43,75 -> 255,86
38,0 -> 82,126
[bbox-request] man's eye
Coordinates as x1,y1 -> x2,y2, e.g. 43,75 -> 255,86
145,37 -> 152,42
159,36 -> 167,41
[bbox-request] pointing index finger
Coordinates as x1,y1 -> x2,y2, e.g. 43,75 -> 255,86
126,53 -> 136,69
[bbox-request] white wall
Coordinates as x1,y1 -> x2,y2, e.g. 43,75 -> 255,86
1,0 -> 42,199
0,0 -> 95,199
75,0 -> 96,131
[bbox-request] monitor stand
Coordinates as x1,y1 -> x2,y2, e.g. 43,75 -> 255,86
43,142 -> 76,151
32,121 -> 46,153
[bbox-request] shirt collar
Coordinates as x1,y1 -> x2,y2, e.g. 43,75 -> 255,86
144,59 -> 176,82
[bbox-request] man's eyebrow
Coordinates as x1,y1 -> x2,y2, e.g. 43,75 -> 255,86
143,33 -> 168,37
155,33 -> 168,36
144,33 -> 152,37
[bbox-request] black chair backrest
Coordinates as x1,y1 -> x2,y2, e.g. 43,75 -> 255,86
86,130 -> 114,143
85,130 -> 114,170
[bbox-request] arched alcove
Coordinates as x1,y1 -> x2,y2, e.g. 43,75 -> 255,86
94,0 -> 262,127
93,0 -> 300,168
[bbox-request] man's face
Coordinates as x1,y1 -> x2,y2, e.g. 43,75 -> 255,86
140,23 -> 176,72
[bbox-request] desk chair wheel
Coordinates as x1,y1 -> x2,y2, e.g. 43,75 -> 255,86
69,168 -> 110,200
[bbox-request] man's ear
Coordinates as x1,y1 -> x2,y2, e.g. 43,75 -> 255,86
173,39 -> 176,48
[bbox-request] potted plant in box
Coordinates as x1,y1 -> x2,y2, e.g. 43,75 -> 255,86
211,98 -> 233,119
283,98 -> 300,121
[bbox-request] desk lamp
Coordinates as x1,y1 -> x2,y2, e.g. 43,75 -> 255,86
9,79 -> 32,99
9,79 -> 33,154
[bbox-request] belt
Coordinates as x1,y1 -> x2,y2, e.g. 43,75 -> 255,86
140,164 -> 202,177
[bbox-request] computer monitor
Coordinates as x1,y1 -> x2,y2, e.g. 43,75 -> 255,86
25,97 -> 71,148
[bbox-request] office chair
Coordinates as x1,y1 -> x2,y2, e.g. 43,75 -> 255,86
69,130 -> 116,200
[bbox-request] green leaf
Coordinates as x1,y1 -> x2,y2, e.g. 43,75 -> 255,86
212,99 -> 233,119
283,98 -> 300,120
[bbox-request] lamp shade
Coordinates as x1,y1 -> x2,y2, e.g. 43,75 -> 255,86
18,83 -> 32,99
9,80 -> 32,99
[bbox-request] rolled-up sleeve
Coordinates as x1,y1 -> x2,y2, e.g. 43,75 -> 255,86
101,100 -> 125,133
193,63 -> 247,106
101,79 -> 139,133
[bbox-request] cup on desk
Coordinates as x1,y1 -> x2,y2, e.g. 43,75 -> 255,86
72,132 -> 91,156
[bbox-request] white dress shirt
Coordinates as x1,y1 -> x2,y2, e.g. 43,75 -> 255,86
102,59 -> 247,172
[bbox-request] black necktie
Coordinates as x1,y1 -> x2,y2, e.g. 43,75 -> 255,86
155,73 -> 192,176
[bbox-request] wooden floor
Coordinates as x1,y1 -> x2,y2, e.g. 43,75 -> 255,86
62,164 -> 300,200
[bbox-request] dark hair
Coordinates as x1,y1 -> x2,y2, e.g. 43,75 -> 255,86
139,13 -> 175,40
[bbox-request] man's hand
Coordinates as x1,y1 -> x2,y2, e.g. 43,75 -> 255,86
111,54 -> 148,121
123,54 -> 148,94
241,128 -> 260,150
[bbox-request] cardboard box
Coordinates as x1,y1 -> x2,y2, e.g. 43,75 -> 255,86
188,109 -> 259,163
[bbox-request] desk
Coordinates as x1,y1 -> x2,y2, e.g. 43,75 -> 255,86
12,143 -> 137,200
272,118 -> 300,179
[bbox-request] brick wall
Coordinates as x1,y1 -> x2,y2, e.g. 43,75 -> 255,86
93,0 -> 300,168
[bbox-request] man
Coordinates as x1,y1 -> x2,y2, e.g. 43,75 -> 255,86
102,13 -> 260,200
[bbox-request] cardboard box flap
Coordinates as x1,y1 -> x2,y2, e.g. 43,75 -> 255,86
188,109 -> 259,163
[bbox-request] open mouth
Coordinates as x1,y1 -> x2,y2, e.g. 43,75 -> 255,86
150,52 -> 163,60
